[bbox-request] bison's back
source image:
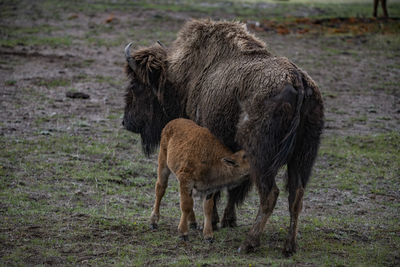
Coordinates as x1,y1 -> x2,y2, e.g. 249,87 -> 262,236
187,55 -> 321,150
167,19 -> 323,150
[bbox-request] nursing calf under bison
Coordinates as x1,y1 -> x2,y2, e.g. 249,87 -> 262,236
150,118 -> 250,242
122,19 -> 324,256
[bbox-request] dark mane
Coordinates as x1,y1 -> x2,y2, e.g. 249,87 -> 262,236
123,44 -> 184,156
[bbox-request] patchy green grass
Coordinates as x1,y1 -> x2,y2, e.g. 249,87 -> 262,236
34,78 -> 70,88
1,129 -> 399,265
0,24 -> 72,48
0,24 -> 56,35
71,0 -> 400,19
315,132 -> 399,194
0,35 -> 72,48
94,75 -> 124,87
63,60 -> 95,70
4,80 -> 16,86
2,0 -> 400,22
85,35 -> 126,48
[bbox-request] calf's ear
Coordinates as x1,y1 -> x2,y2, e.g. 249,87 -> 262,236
222,157 -> 238,167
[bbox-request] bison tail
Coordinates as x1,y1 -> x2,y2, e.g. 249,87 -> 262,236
235,80 -> 307,194
268,83 -> 305,176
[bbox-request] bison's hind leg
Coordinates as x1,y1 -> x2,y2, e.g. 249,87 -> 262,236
283,162 -> 304,257
283,100 -> 323,256
236,84 -> 300,253
238,176 -> 280,253
283,146 -> 319,256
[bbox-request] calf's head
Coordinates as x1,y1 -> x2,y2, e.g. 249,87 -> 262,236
222,150 -> 250,178
123,42 -> 169,156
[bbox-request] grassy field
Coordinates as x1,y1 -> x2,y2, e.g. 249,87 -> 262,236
1,0 -> 399,266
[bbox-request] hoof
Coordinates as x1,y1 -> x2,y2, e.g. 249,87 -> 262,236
211,212 -> 219,229
283,241 -> 297,257
283,249 -> 295,258
238,237 -> 260,254
179,235 -> 189,242
221,218 -> 237,228
198,223 -> 217,231
150,223 -> 158,230
238,244 -> 253,254
189,222 -> 198,230
212,223 -> 219,231
205,237 -> 214,244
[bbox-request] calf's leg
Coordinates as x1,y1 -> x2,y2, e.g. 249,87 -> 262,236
188,191 -> 197,229
188,208 -> 197,229
150,155 -> 170,229
203,193 -> 215,242
178,180 -> 194,241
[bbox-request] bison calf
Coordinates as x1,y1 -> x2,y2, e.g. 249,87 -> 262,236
150,118 -> 250,241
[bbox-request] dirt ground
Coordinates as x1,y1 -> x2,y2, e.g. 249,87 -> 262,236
1,0 -> 399,266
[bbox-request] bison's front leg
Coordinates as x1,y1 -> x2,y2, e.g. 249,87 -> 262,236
238,182 -> 279,253
211,193 -> 219,230
221,179 -> 252,228
221,191 -> 237,227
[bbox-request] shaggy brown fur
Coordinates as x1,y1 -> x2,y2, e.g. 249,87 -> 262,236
149,118 -> 250,241
123,19 -> 324,256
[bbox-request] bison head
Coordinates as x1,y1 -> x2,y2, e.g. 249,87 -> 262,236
122,42 -> 171,156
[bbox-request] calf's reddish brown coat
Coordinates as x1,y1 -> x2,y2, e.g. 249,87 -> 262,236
150,118 -> 250,241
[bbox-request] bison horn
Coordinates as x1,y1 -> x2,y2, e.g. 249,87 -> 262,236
157,40 -> 166,49
124,42 -> 137,72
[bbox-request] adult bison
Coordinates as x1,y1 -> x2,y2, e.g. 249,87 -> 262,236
122,19 -> 324,256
